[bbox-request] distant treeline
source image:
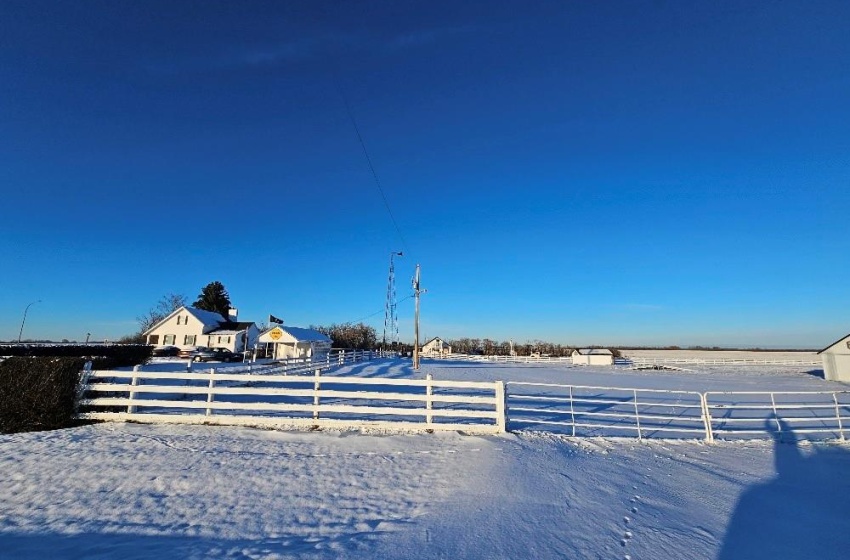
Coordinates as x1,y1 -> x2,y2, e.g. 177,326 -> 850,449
439,338 -> 619,357
310,323 -> 378,351
618,345 -> 819,352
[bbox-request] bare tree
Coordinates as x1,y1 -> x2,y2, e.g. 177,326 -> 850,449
137,293 -> 188,334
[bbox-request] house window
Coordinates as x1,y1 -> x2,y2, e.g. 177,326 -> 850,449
227,336 -> 231,343
148,334 -> 159,345
176,316 -> 182,325
163,334 -> 175,345
184,335 -> 196,346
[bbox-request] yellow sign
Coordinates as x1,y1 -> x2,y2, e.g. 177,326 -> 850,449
269,327 -> 283,341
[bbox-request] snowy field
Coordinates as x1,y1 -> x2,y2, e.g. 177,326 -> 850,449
3,355 -> 850,559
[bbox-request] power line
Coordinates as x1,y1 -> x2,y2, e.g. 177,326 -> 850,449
334,80 -> 409,253
350,294 -> 413,325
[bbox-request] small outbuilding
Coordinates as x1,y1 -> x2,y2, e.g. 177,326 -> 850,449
421,337 -> 451,356
571,348 -> 614,366
818,333 -> 850,382
257,326 -> 332,361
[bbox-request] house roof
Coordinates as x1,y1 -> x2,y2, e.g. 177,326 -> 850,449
259,326 -> 331,343
422,337 -> 446,346
185,307 -> 228,326
574,348 -> 613,355
143,306 -> 254,336
818,333 -> 850,354
210,321 -> 256,334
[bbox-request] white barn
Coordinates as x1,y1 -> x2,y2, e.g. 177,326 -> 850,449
257,326 -> 332,361
571,348 -> 614,366
421,337 -> 451,356
144,306 -> 259,354
818,333 -> 850,382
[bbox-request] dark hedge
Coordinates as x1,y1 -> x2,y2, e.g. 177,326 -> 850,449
0,357 -> 86,434
0,344 -> 152,368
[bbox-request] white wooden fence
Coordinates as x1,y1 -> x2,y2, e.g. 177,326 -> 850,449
76,367 -> 505,435
73,356 -> 846,442
507,382 -> 850,442
626,356 -> 821,367
437,353 -> 573,365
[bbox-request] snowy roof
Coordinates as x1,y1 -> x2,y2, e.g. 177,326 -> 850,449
259,326 -> 331,343
209,321 -> 256,334
422,337 -> 446,346
143,305 -> 228,335
574,348 -> 613,355
185,307 -> 228,326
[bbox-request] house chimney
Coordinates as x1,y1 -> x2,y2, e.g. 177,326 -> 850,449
228,308 -> 238,321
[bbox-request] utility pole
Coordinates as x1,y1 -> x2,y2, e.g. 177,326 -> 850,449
412,264 -> 425,370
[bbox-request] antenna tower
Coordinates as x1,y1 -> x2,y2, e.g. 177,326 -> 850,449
383,251 -> 403,349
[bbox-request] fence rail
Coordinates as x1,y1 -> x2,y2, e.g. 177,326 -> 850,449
75,357 -> 847,442
704,391 -> 850,441
507,382 -> 850,442
76,364 -> 505,435
626,357 -> 821,366
436,353 -> 573,365
507,382 -> 710,440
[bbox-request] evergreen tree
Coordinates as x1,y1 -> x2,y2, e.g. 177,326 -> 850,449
193,281 -> 232,317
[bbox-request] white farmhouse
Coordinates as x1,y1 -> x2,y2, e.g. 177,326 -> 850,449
257,326 -> 332,360
144,306 -> 259,353
421,337 -> 451,356
571,348 -> 614,366
818,333 -> 850,382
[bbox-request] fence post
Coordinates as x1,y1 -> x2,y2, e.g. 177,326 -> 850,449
74,361 -> 94,413
770,393 -> 782,441
568,385 -> 576,437
206,368 -> 216,417
128,365 -> 141,414
633,389 -> 642,440
495,380 -> 507,433
186,358 -> 193,373
833,392 -> 845,442
313,369 -> 321,421
700,393 -> 714,443
425,373 -> 433,428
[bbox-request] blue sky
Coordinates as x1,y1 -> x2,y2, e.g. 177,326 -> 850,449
1,1 -> 848,348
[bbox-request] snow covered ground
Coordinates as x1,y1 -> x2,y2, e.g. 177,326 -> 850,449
3,356 -> 849,559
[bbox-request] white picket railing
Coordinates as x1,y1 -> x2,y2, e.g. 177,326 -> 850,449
76,367 -> 505,435
507,382 -> 710,440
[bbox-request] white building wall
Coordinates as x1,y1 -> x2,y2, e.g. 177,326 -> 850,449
571,352 -> 613,366
821,336 -> 850,382
147,312 -> 210,349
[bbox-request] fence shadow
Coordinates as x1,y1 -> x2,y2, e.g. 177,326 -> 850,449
716,420 -> 850,559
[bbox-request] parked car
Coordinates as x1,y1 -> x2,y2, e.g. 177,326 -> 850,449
152,345 -> 180,357
195,348 -> 243,363
179,346 -> 212,359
